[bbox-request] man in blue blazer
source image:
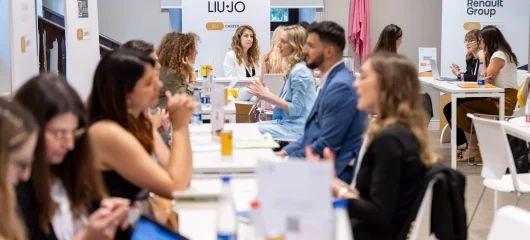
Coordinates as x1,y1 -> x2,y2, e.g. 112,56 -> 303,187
277,21 -> 367,184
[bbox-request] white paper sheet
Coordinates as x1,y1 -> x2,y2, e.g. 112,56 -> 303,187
257,160 -> 333,240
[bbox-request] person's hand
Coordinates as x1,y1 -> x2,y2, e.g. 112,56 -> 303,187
76,198 -> 130,240
485,75 -> 493,84
332,178 -> 360,199
275,150 -> 287,157
248,80 -> 272,100
182,56 -> 194,70
148,108 -> 170,132
305,146 -> 336,176
165,91 -> 196,130
450,64 -> 460,76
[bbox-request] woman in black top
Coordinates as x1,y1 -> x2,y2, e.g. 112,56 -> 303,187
14,74 -> 130,240
443,29 -> 483,153
307,52 -> 438,240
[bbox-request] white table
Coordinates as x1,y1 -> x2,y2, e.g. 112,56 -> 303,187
202,102 -> 236,123
175,177 -> 257,240
196,77 -> 257,88
504,117 -> 530,141
190,123 -> 277,176
419,77 -> 505,169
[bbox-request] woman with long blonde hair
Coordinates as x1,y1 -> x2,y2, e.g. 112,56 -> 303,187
248,25 -> 316,140
261,25 -> 286,78
0,98 -> 38,240
307,52 -> 437,239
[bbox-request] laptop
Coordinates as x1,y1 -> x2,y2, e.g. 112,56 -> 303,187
429,59 -> 459,81
263,74 -> 285,95
131,216 -> 189,240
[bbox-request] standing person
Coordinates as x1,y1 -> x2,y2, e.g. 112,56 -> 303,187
456,25 -> 519,161
307,52 -> 436,239
14,74 -> 131,240
277,21 -> 367,183
87,49 -> 195,201
249,25 -> 317,140
0,98 -> 38,240
443,30 -> 483,153
373,24 -> 402,53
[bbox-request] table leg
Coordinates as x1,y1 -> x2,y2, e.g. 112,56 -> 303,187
451,95 -> 457,169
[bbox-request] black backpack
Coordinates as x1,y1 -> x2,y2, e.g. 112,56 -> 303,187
398,162 -> 468,240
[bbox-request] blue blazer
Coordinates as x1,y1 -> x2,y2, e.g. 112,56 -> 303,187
283,63 -> 367,183
272,62 -> 317,135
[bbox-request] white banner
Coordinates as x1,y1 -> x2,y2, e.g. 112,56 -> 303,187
441,0 -> 529,77
182,0 -> 270,77
0,0 -> 39,95
64,0 -> 100,101
163,0 -> 323,9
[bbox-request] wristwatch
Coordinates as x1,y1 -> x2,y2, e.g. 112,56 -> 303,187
337,187 -> 349,199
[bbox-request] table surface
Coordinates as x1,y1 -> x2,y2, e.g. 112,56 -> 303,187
201,102 -> 236,114
190,124 -> 277,174
196,77 -> 258,82
505,117 -> 530,141
176,177 -> 257,240
419,77 -> 505,93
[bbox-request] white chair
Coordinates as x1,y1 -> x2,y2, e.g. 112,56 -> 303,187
407,179 -> 437,240
487,206 -> 530,240
466,114 -> 530,227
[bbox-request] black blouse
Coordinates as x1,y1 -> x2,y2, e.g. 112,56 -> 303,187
347,124 -> 427,240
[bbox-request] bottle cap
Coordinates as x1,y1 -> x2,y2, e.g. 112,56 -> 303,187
194,87 -> 199,91
251,199 -> 260,208
203,75 -> 208,78
333,199 -> 348,208
221,176 -> 231,183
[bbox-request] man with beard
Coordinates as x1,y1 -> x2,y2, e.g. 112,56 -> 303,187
276,21 -> 367,184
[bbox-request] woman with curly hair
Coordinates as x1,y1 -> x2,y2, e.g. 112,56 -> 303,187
224,25 -> 261,79
248,25 -> 316,140
156,32 -> 199,103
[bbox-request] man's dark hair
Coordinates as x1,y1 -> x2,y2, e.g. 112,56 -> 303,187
307,21 -> 346,54
121,40 -> 155,55
298,21 -> 310,30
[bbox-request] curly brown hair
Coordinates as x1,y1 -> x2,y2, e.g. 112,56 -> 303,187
157,32 -> 199,81
231,25 -> 260,67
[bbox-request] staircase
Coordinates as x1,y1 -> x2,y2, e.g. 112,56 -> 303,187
38,7 -> 121,74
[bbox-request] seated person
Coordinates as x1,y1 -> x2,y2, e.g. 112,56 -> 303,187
307,52 -> 434,239
223,25 -> 261,101
443,30 -> 483,153
457,26 -> 519,161
277,21 -> 367,183
248,25 -> 317,140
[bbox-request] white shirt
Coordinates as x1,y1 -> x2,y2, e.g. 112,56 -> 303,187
223,50 -> 261,79
317,60 -> 344,95
51,179 -> 88,240
491,51 -> 518,89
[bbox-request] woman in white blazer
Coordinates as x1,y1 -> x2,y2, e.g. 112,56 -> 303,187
224,25 -> 261,101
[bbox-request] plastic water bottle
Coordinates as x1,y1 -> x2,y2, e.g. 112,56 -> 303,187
217,176 -> 238,240
525,88 -> 530,126
477,62 -> 485,88
249,200 -> 264,240
192,88 -> 202,125
343,56 -> 354,74
333,200 -> 353,240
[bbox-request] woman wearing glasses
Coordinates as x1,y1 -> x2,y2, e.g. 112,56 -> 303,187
443,30 -> 484,158
14,74 -> 131,240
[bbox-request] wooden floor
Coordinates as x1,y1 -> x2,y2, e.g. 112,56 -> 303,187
430,131 -> 530,240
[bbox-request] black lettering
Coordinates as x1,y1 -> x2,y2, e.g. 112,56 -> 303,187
490,9 -> 496,17
467,0 -> 473,7
234,1 -> 245,13
499,0 -> 504,7
227,1 -> 233,12
473,0 -> 479,7
208,1 -> 214,12
467,7 -> 473,15
217,1 -> 225,12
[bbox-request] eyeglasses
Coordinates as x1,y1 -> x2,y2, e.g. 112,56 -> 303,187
464,40 -> 477,44
46,128 -> 86,142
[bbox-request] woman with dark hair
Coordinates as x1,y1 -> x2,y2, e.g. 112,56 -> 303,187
14,74 -> 130,240
456,25 -> 519,161
307,52 -> 436,239
0,98 -> 38,240
373,24 -> 402,53
121,40 -> 162,80
443,30 -> 484,155
87,49 -> 195,201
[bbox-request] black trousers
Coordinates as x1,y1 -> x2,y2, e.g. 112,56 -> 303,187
442,98 -> 480,146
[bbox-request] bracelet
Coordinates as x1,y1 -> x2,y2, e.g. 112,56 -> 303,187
337,187 -> 349,199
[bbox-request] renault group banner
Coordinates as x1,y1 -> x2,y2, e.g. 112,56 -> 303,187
441,0 -> 529,77
182,0 -> 271,77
